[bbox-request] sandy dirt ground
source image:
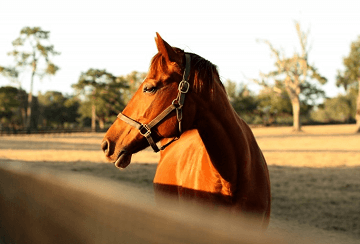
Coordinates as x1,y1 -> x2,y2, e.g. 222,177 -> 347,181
1,124 -> 359,167
1,124 -> 360,243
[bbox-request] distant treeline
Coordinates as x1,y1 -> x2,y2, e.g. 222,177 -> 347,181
0,74 -> 357,133
0,70 -> 146,132
0,26 -> 359,134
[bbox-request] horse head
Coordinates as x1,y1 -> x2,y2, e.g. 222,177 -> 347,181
102,34 -> 271,228
102,33 -> 201,168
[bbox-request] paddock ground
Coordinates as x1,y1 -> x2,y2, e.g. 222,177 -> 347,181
1,124 -> 360,242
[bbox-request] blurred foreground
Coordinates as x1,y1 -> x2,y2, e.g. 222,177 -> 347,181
0,124 -> 360,242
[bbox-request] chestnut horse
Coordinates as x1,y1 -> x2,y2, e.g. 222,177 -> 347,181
102,33 -> 271,229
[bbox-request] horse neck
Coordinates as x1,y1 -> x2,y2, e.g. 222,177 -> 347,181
194,84 -> 254,184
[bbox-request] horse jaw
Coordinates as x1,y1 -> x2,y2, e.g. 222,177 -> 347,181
114,151 -> 132,169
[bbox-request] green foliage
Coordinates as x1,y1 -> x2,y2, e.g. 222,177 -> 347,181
224,80 -> 259,124
37,91 -> 80,128
311,92 -> 357,123
63,97 -> 81,125
0,87 -> 20,116
257,88 -> 292,115
348,86 -> 359,113
117,71 -> 147,104
8,27 -> 60,76
0,87 -> 81,130
256,87 -> 291,125
45,63 -> 59,75
337,36 -> 360,90
72,69 -> 129,126
0,66 -> 19,81
0,86 -> 27,128
256,87 -> 312,125
77,100 -> 92,126
309,66 -> 327,85
223,79 -> 315,126
299,81 -> 326,105
337,35 -> 360,132
20,27 -> 50,38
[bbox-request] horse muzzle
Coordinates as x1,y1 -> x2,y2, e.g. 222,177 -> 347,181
101,140 -> 132,168
114,149 -> 132,169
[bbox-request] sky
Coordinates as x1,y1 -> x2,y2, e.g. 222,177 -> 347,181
0,0 -> 359,99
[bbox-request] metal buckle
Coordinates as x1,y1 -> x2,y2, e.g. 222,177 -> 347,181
172,99 -> 183,109
176,108 -> 183,121
139,124 -> 151,137
178,80 -> 190,93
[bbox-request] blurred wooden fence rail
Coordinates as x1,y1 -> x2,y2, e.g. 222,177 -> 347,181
0,163 -> 288,244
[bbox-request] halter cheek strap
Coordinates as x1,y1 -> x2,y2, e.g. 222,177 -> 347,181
117,53 -> 191,153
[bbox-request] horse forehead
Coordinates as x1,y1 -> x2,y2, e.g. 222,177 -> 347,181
148,59 -> 181,80
146,68 -> 176,83
147,70 -> 168,80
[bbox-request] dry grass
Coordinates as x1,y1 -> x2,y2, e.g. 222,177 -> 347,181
251,123 -> 358,136
0,133 -> 158,164
1,124 -> 359,168
251,124 -> 360,168
1,124 -> 360,242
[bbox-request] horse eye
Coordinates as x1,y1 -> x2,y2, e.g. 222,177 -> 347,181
143,85 -> 157,94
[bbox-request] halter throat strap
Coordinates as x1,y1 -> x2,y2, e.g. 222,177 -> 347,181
117,53 -> 191,152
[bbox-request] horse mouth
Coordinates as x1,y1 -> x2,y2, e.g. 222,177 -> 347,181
114,150 -> 132,169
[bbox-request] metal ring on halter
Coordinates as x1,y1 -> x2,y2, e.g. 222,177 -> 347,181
178,80 -> 190,93
172,99 -> 182,109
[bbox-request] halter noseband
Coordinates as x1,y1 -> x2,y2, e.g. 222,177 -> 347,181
117,53 -> 191,153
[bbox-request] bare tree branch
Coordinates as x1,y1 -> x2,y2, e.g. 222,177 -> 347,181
253,21 -> 327,131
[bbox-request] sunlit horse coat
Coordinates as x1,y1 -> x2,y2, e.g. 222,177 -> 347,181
102,33 -> 271,229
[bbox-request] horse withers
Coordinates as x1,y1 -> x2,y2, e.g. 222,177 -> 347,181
101,33 -> 271,229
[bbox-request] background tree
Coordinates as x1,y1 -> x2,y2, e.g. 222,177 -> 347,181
72,69 -> 128,131
336,36 -> 360,132
0,66 -> 27,127
257,83 -> 292,125
117,71 -> 146,104
257,81 -> 319,126
253,22 -> 327,131
37,91 -> 80,128
0,86 -> 27,130
224,79 -> 259,124
311,94 -> 355,124
7,27 -> 60,131
0,66 -> 19,83
63,96 -> 81,127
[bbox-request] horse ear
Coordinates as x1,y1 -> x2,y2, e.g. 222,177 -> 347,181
155,33 -> 182,65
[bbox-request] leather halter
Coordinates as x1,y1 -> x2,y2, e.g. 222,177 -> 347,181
117,53 -> 191,153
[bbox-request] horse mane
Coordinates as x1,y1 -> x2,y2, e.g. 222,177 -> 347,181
187,52 -> 225,98
149,49 -> 225,98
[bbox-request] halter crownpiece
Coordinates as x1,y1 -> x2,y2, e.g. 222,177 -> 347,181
117,53 -> 191,152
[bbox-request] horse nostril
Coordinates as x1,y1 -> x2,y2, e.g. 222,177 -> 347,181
101,140 -> 110,156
